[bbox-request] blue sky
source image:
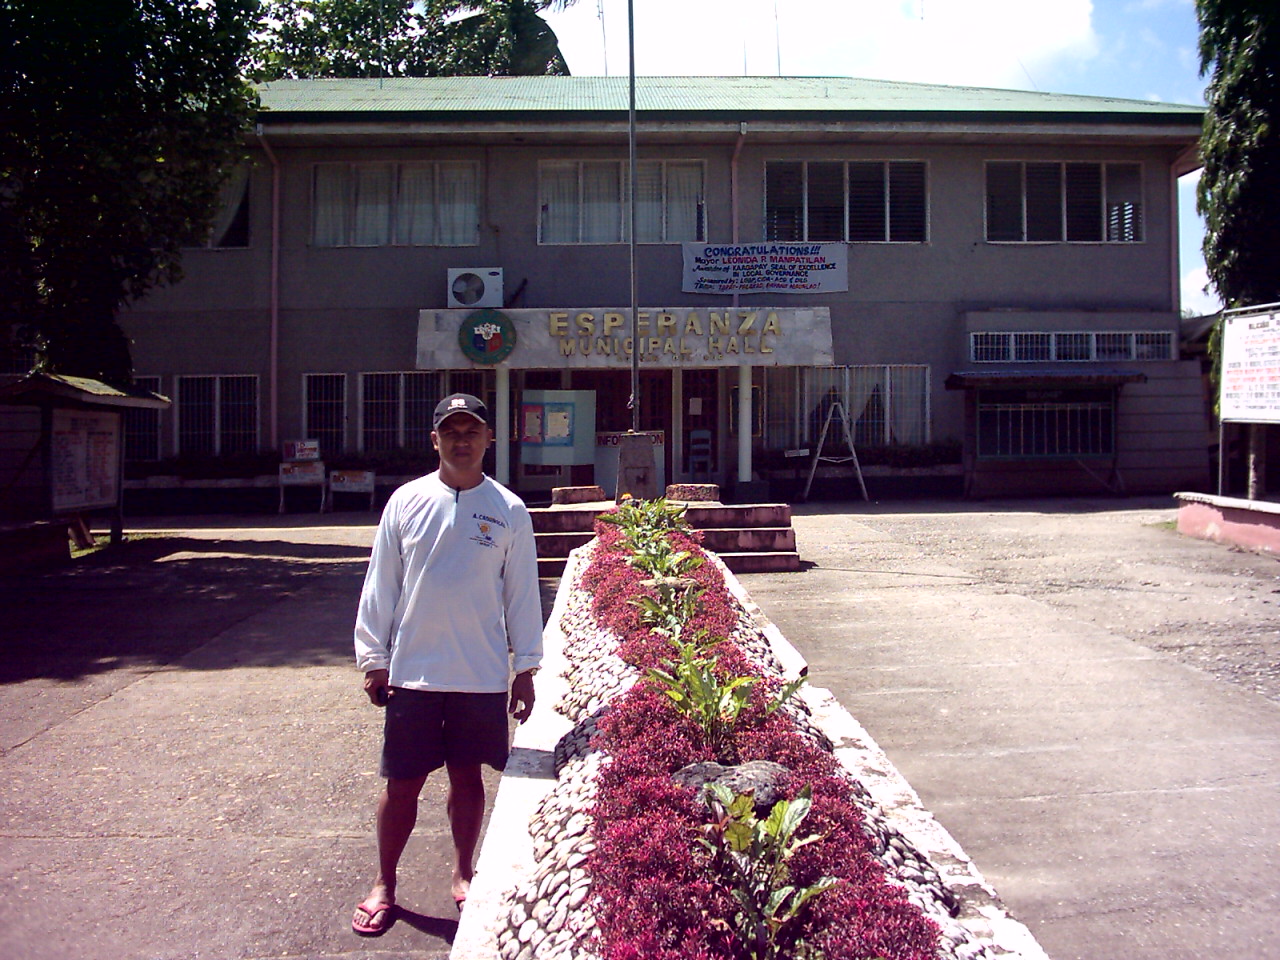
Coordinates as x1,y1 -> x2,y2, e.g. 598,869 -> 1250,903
543,0 -> 1219,315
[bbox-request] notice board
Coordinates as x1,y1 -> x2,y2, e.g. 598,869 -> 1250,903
50,408 -> 120,513
1221,305 -> 1280,424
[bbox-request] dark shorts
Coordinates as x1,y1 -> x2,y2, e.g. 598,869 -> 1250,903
380,688 -> 510,780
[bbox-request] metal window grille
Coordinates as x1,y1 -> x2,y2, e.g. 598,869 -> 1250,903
1054,332 -> 1092,361
977,401 -> 1114,458
1134,331 -> 1174,360
218,376 -> 258,454
361,373 -> 401,452
124,376 -> 162,461
1013,332 -> 1053,362
972,330 -> 1173,362
176,375 -> 258,455
360,372 -> 448,452
1095,332 -> 1132,361
304,374 -> 346,457
765,365 -> 930,451
972,333 -> 1011,362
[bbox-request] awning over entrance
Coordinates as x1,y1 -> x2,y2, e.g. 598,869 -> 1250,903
944,367 -> 1147,390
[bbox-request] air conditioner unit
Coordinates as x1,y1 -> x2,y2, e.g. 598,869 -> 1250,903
447,267 -> 504,309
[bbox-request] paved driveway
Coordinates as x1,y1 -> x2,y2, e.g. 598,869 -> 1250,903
739,496 -> 1280,960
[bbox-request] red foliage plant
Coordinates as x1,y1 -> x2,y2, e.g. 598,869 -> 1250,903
578,520 -> 941,960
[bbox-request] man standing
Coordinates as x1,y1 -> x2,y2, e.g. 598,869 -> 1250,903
351,392 -> 543,936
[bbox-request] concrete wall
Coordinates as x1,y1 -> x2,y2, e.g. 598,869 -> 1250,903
119,132 -> 1200,494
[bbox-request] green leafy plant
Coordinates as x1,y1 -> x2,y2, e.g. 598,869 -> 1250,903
646,640 -> 805,759
631,577 -> 705,642
701,783 -> 839,960
599,497 -> 704,578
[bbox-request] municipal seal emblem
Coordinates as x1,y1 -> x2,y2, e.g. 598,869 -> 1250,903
458,309 -> 516,365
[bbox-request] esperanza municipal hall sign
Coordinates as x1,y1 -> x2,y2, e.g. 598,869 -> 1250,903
418,307 -> 834,370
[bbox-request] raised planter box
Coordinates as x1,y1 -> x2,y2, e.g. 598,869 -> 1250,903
452,542 -> 1048,960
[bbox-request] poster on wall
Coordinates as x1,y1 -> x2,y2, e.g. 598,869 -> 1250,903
521,390 -> 596,465
1221,305 -> 1280,424
51,409 -> 120,513
681,242 -> 849,295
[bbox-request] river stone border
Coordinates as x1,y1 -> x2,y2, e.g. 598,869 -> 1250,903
451,543 -> 1051,960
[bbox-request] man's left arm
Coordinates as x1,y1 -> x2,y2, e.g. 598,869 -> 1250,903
503,507 -> 544,722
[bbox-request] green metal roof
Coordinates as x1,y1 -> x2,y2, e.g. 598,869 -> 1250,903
256,75 -> 1204,122
0,373 -> 170,409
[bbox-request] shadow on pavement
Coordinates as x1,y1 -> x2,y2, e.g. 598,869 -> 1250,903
0,534 -> 370,684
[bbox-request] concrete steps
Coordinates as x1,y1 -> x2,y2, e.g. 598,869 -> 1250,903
530,500 -> 801,576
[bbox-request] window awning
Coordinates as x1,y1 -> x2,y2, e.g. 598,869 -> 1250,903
945,367 -> 1147,390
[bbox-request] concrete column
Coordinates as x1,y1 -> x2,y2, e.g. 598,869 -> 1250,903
738,364 -> 752,483
495,366 -> 510,486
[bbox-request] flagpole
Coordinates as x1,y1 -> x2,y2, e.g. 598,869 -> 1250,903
627,0 -> 639,434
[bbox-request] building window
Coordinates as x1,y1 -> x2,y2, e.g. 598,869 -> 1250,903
176,375 -> 258,455
977,389 -> 1115,458
985,162 -> 1144,242
304,374 -> 346,457
970,331 -> 1174,362
539,160 -> 705,243
197,167 -> 250,248
124,376 -> 162,462
764,160 -> 928,242
762,365 -> 931,451
360,372 -> 443,452
313,162 -> 478,247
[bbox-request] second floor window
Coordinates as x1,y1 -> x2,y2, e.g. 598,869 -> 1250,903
985,161 -> 1143,243
539,160 -> 705,243
765,160 -> 928,242
313,162 -> 478,247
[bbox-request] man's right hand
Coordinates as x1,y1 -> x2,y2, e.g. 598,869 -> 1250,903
363,669 -> 390,706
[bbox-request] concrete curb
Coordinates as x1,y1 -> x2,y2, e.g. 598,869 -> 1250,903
452,542 -> 1051,959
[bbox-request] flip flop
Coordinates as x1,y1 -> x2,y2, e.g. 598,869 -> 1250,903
352,898 -> 395,936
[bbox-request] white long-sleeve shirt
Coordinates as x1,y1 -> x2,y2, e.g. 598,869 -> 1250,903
353,471 -> 543,692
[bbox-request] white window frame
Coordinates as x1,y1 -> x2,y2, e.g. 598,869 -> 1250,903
175,374 -> 259,456
312,161 -> 479,247
303,373 -> 347,457
537,159 -> 707,244
359,371 -> 445,453
970,331 -> 1175,362
984,161 -> 1145,243
763,159 -> 929,243
124,375 -> 163,462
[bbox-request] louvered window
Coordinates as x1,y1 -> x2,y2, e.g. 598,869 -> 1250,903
765,160 -> 928,242
985,161 -> 1143,243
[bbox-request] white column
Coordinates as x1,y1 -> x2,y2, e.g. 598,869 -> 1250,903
737,364 -> 752,483
495,365 -> 511,485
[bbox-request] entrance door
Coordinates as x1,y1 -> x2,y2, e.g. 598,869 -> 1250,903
571,369 -> 672,482
682,368 -> 718,481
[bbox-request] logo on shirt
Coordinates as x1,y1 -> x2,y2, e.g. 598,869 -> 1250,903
471,518 -> 497,548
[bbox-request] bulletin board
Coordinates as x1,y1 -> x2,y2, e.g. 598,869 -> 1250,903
521,390 -> 597,465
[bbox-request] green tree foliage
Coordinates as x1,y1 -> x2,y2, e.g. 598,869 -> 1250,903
250,0 -> 575,81
0,0 -> 260,386
1196,0 -> 1280,308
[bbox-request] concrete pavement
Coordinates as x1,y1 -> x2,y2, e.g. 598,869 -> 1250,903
739,499 -> 1280,960
2,499 -> 1278,959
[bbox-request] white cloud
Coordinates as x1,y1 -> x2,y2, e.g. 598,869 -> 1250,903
547,0 -> 1098,89
1181,265 -> 1221,316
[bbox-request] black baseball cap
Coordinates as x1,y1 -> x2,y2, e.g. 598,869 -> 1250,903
432,393 -> 488,430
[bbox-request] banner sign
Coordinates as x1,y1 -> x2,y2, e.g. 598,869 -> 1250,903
681,243 -> 848,295
1221,305 -> 1280,424
418,307 -> 833,370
